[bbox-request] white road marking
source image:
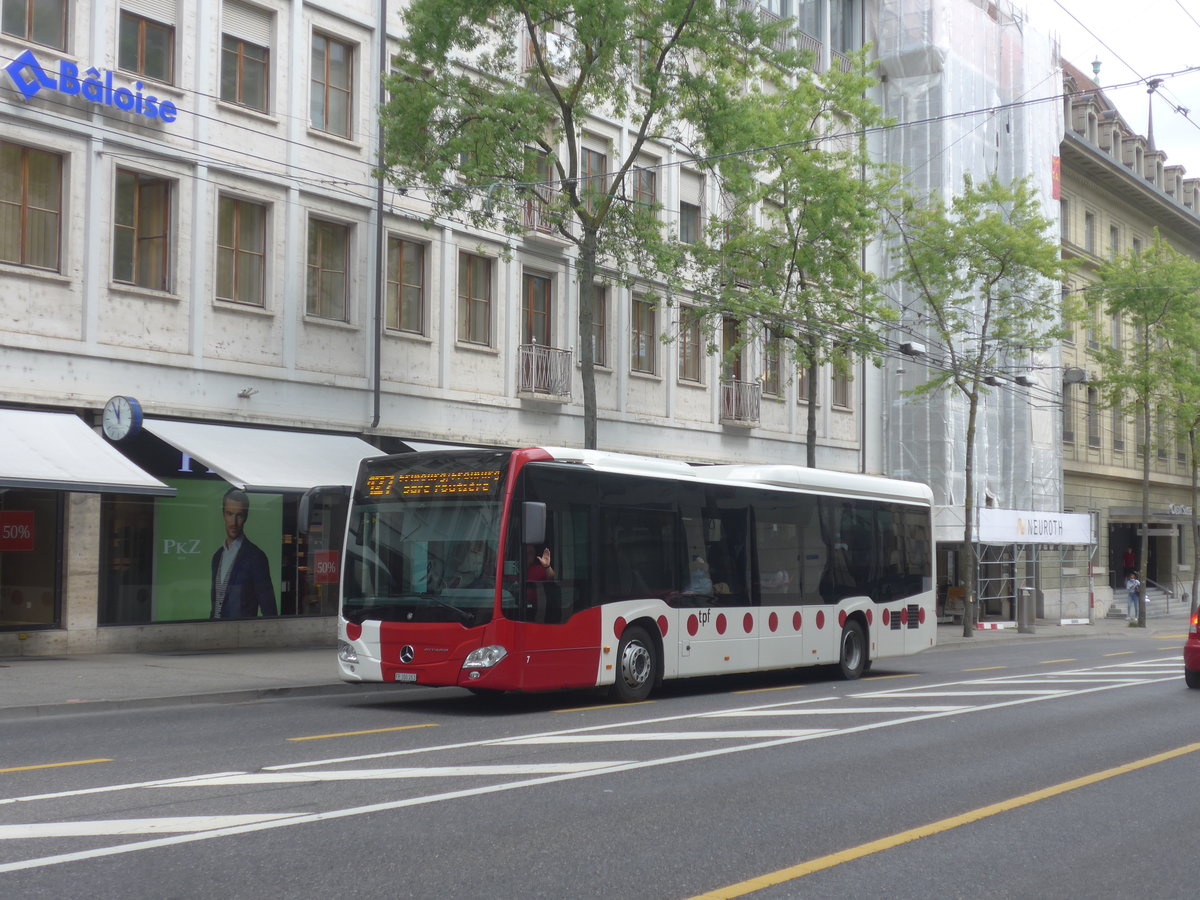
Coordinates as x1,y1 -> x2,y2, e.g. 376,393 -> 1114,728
713,706 -> 968,715
0,815 -> 302,840
505,730 -> 829,743
854,689 -> 1067,697
157,763 -> 628,786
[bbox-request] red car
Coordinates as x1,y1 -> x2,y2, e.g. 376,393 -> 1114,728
1186,608 -> 1200,688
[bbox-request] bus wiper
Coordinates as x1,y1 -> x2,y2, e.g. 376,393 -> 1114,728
421,594 -> 474,623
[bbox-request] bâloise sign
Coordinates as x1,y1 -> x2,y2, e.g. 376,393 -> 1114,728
4,49 -> 178,123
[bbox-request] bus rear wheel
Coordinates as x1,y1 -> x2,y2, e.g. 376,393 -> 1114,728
838,620 -> 867,680
612,625 -> 656,702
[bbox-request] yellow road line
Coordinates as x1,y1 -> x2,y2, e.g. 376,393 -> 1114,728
555,701 -> 654,713
1153,634 -> 1186,640
862,673 -> 918,681
287,724 -> 438,742
687,741 -> 1200,899
1040,658 -> 1076,665
734,684 -> 805,695
0,759 -> 112,774
1104,651 -> 1135,657
962,666 -> 1006,672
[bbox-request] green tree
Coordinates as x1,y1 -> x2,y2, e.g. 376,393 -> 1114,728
1091,232 -> 1200,625
685,47 -> 897,467
382,0 -> 797,449
890,174 -> 1070,636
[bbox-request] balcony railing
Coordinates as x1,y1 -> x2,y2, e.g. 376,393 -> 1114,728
523,183 -> 560,235
720,378 -> 761,426
518,342 -> 572,400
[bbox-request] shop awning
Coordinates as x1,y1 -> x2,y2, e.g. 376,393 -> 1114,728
1,409 -> 174,496
142,419 -> 384,493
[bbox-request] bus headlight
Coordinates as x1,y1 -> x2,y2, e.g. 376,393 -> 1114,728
462,645 -> 508,669
338,641 -> 359,663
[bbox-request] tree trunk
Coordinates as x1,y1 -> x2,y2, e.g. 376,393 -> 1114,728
805,354 -> 819,468
1191,428 -> 1198,615
578,230 -> 599,450
961,392 -> 980,638
1139,396 -> 1151,627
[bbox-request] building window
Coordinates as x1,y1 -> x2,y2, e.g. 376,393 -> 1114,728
0,490 -> 62,630
632,165 -> 657,209
1112,400 -> 1124,452
678,307 -> 702,383
1061,283 -> 1074,345
306,217 -> 349,320
797,367 -> 815,405
631,295 -> 656,374
1087,387 -> 1100,448
1059,198 -> 1068,242
582,146 -> 607,214
113,169 -> 171,291
458,252 -> 492,345
832,369 -> 852,409
589,286 -> 608,367
386,237 -> 425,334
0,141 -> 61,272
1,0 -> 66,49
680,201 -> 702,244
763,328 -> 783,396
311,33 -> 353,137
522,272 -> 552,345
1110,313 -> 1121,350
1108,224 -> 1120,260
1084,211 -> 1096,254
1062,385 -> 1075,444
216,195 -> 266,306
118,11 -> 174,84
221,36 -> 269,112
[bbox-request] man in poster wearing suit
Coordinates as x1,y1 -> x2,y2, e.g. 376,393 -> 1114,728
211,488 -> 277,619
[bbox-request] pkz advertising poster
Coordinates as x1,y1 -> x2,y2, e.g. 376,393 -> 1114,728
152,480 -> 282,621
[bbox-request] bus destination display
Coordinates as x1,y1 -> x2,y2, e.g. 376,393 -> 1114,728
365,469 -> 503,498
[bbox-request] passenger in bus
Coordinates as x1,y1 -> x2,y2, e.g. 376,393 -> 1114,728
686,555 -> 713,594
448,540 -> 486,588
525,545 -> 558,621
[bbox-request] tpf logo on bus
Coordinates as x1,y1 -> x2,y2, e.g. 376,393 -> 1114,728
4,49 -> 179,123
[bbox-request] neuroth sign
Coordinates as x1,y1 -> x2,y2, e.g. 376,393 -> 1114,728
4,49 -> 179,123
978,508 -> 1093,546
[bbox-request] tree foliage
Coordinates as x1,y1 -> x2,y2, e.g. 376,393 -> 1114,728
382,0 -> 801,449
1090,231 -> 1200,622
890,173 -> 1070,635
684,47 -> 897,466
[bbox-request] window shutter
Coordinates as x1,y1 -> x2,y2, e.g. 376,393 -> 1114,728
123,0 -> 178,22
222,0 -> 273,46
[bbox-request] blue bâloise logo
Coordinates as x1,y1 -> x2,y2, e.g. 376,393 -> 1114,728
4,49 -> 178,123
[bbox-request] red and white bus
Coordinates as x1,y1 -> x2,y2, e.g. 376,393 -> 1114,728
336,447 -> 935,700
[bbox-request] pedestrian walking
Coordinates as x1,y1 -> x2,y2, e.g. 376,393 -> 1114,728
1125,572 -> 1141,623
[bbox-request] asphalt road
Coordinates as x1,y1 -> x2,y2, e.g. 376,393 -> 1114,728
1,634 -> 1196,899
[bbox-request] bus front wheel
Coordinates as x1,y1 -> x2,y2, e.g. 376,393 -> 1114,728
838,620 -> 867,680
612,625 -> 656,702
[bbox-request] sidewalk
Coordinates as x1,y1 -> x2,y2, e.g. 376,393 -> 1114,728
1,606 -> 1192,720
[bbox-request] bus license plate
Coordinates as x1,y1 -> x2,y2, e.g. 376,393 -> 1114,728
394,672 -> 417,683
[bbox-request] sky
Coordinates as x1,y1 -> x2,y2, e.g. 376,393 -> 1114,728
1033,0 -> 1200,176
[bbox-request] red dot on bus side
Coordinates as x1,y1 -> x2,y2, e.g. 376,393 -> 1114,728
743,613 -> 753,633
657,615 -> 669,637
816,610 -> 825,629
716,614 -> 727,635
866,609 -> 872,626
793,612 -> 802,631
838,610 -> 847,628
919,607 -> 926,624
769,612 -> 779,632
614,617 -> 627,638
882,608 -> 890,626
345,622 -> 362,642
687,614 -> 699,636
900,607 -> 909,625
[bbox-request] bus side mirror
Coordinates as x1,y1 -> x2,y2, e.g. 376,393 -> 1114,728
523,502 -> 547,546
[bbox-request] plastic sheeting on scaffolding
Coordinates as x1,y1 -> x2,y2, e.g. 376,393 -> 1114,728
867,0 -> 1064,526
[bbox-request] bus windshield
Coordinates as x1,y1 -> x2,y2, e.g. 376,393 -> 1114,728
342,452 -> 510,627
